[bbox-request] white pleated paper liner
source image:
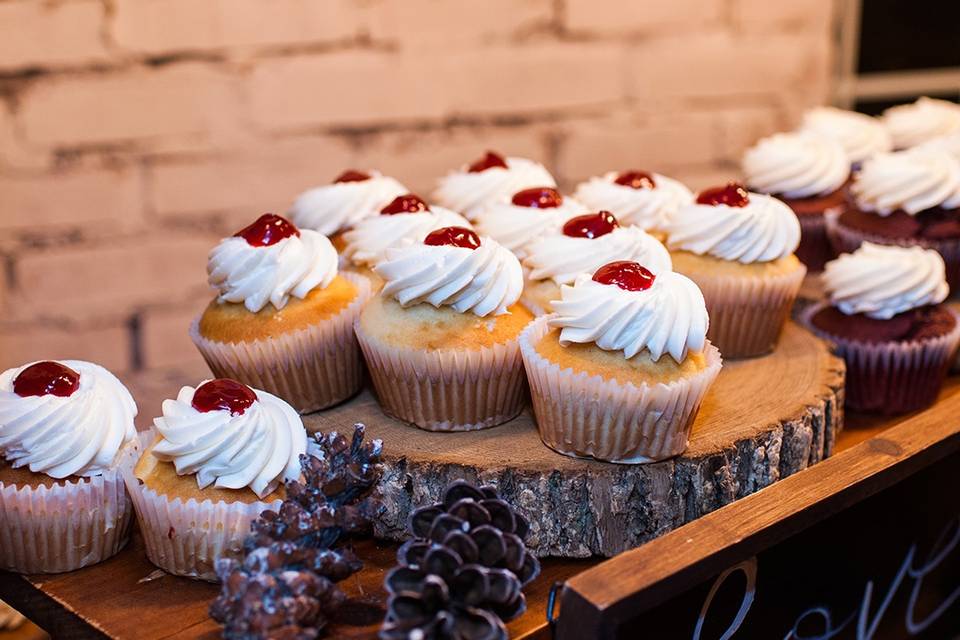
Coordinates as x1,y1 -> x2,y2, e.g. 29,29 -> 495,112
677,258 -> 806,359
190,271 -> 373,414
0,440 -> 139,574
519,315 -> 723,463
355,313 -> 529,432
801,302 -> 960,414
121,431 -> 281,582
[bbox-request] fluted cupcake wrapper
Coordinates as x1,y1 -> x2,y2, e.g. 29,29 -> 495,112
355,316 -> 529,432
0,441 -> 139,574
801,303 -> 960,414
121,431 -> 280,582
796,213 -> 834,272
519,316 -> 723,463
681,261 -> 806,359
825,214 -> 960,292
190,272 -> 373,414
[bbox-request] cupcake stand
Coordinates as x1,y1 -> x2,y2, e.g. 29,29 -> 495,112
3,319 -> 960,638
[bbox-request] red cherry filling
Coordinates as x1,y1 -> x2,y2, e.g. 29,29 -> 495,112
696,182 -> 750,207
424,226 -> 481,250
468,151 -> 509,173
192,378 -> 257,416
334,169 -> 371,183
511,187 -> 563,209
234,213 -> 300,247
614,171 -> 657,190
593,261 -> 656,292
381,194 -> 430,215
562,211 -> 619,239
13,361 -> 80,398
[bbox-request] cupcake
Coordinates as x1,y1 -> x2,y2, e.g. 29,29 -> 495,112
289,169 -> 407,248
665,183 -> 806,358
521,210 -> 672,315
191,213 -> 372,413
473,187 -> 587,260
341,193 -> 471,288
355,226 -> 532,431
797,106 -> 892,168
0,360 -> 138,573
917,131 -> 960,163
803,243 -> 960,414
124,378 -> 307,580
826,149 -> 960,290
433,150 -> 556,220
519,261 -> 722,463
573,170 -> 692,237
882,97 -> 960,150
743,132 -> 850,271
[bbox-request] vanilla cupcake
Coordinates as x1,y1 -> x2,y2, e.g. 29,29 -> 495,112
666,183 -> 806,358
573,170 -> 692,236
356,226 -> 531,431
290,169 -> 407,248
341,193 -> 471,288
798,106 -> 892,168
882,97 -> 960,150
743,132 -> 850,271
803,243 -> 959,414
520,261 -> 722,463
433,151 -> 556,220
123,378 -> 307,580
191,213 -> 372,413
473,187 -> 587,260
521,211 -> 671,315
0,360 -> 138,573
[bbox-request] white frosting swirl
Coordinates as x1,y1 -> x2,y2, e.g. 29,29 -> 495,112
573,172 -> 693,231
743,132 -> 850,198
851,149 -> 960,215
524,226 -> 672,286
150,382 -> 307,499
822,242 -> 948,319
433,157 -> 556,219
798,106 -> 892,164
473,197 -> 588,260
882,97 -> 960,150
916,132 -> 960,164
208,229 -> 338,313
0,360 -> 137,479
666,192 -> 801,263
290,172 -> 408,235
375,236 -> 523,317
549,271 -> 709,364
342,206 -> 471,268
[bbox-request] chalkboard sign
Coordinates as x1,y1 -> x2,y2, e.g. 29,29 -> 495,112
556,401 -> 960,640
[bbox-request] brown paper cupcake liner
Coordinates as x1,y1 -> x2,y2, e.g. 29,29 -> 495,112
680,260 -> 806,359
795,213 -> 834,272
355,315 -> 529,432
191,272 -> 373,414
802,303 -> 960,414
0,440 -> 139,574
519,316 -> 722,463
825,214 -> 960,292
121,431 -> 281,582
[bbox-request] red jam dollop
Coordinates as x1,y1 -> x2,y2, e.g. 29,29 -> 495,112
234,214 -> 300,247
13,361 -> 80,398
192,379 -> 258,416
334,169 -> 372,183
424,226 -> 482,250
696,183 -> 750,207
381,194 -> 430,215
614,171 -> 657,190
592,261 -> 656,292
511,187 -> 563,209
562,211 -> 619,239
468,151 -> 509,173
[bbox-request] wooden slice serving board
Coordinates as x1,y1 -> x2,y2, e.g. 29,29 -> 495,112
302,321 -> 844,558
